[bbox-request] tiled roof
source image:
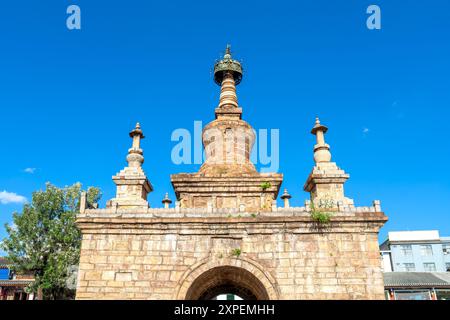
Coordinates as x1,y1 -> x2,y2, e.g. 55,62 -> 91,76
384,272 -> 450,288
0,280 -> 33,287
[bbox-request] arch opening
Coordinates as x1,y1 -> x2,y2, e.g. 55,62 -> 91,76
185,266 -> 269,300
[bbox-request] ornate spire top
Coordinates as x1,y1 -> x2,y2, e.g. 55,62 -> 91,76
214,45 -> 243,85
224,44 -> 232,59
129,122 -> 145,149
311,117 -> 331,163
213,45 -> 243,119
311,117 -> 328,135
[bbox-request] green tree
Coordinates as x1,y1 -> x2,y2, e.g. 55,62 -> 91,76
1,182 -> 101,300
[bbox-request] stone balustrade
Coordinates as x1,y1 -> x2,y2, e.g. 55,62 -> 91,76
79,199 -> 382,219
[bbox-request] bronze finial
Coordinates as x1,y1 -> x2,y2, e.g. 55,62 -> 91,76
214,44 -> 243,85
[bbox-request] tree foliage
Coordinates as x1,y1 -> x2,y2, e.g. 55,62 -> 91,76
1,182 -> 101,300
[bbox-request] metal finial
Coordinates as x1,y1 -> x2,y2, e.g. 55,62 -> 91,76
224,44 -> 232,59
214,45 -> 243,85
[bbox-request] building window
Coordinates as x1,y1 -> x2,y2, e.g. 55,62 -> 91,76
423,263 -> 436,272
443,244 -> 450,255
400,245 -> 413,256
403,263 -> 415,272
420,245 -> 433,256
446,263 -> 450,272
394,290 -> 431,300
436,289 -> 450,300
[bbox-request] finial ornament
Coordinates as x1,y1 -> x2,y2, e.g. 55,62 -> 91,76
311,117 -> 331,163
130,122 -> 144,138
280,188 -> 292,208
224,44 -> 231,58
127,122 -> 145,167
213,45 -> 244,118
281,189 -> 291,199
162,192 -> 172,209
214,44 -> 243,85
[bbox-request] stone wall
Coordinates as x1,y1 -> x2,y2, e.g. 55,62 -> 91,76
75,212 -> 386,300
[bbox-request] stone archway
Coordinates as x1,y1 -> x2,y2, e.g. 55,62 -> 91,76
185,266 -> 269,300
175,258 -> 279,300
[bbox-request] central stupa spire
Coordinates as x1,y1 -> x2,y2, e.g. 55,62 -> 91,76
170,46 -> 283,211
197,45 -> 256,176
214,45 -> 243,119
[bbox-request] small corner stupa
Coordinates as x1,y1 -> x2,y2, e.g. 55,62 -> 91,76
106,122 -> 153,210
303,117 -> 354,207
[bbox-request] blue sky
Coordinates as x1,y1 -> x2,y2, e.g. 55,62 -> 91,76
1,0 -> 450,249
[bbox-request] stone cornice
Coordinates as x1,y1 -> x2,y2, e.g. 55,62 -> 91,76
76,212 -> 387,235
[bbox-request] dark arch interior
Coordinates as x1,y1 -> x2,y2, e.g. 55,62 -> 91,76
185,266 -> 269,300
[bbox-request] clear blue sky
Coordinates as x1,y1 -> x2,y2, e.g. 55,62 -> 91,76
1,0 -> 449,249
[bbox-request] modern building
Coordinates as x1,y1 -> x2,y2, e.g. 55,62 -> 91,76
380,230 -> 450,273
380,230 -> 450,300
0,258 -> 35,300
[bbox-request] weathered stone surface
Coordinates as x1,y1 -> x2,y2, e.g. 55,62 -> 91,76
75,212 -> 387,300
76,48 -> 387,300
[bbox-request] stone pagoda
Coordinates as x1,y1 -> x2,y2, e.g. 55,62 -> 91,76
107,123 -> 153,210
75,46 -> 387,300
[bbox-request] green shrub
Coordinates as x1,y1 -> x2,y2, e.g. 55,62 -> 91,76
260,182 -> 272,190
231,248 -> 242,257
310,198 -> 335,225
311,210 -> 332,224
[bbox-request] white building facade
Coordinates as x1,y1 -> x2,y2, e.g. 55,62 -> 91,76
380,230 -> 450,273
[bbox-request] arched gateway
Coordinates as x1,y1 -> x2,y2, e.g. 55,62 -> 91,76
75,46 -> 387,300
175,258 -> 279,300
185,266 -> 268,300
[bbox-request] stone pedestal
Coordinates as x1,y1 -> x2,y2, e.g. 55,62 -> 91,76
171,173 -> 283,211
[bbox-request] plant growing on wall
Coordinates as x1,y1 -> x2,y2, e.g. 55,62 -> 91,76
260,182 -> 271,191
231,248 -> 242,258
310,198 -> 335,225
